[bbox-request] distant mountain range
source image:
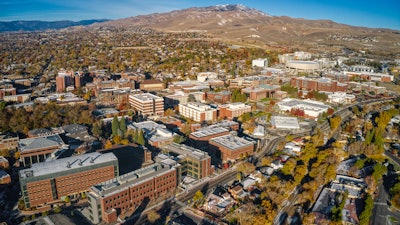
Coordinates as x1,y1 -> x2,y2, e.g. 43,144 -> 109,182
95,4 -> 400,55
0,19 -> 110,32
2,4 -> 399,54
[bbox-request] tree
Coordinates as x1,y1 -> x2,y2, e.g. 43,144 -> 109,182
193,190 -> 205,208
119,117 -> 127,137
147,210 -> 160,223
137,129 -> 145,145
187,94 -> 196,102
372,163 -> 387,183
329,116 -> 342,130
111,116 -> 119,137
359,194 -> 373,225
173,135 -> 186,144
231,89 -> 247,103
91,122 -> 102,139
164,108 -> 175,117
105,140 -> 113,149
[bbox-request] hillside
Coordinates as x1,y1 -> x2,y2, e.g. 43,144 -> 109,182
95,4 -> 400,55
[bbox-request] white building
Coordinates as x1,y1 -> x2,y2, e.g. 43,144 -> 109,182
271,116 -> 300,129
129,93 -> 164,117
197,72 -> 218,82
277,98 -> 329,118
252,58 -> 268,68
179,102 -> 217,122
327,92 -> 356,104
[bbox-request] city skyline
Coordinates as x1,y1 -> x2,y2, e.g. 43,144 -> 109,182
1,0 -> 399,30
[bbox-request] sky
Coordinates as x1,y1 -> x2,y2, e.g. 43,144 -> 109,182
1,0 -> 399,30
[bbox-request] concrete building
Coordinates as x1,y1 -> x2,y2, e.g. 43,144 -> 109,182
252,58 -> 268,68
277,98 -> 329,118
87,161 -> 179,224
271,116 -> 300,129
19,152 -> 118,209
218,102 -> 251,120
18,134 -> 67,167
129,93 -> 164,117
128,121 -> 175,148
179,102 -> 217,122
327,92 -> 356,104
209,135 -> 255,162
162,143 -> 212,179
286,60 -> 320,73
197,72 -> 218,82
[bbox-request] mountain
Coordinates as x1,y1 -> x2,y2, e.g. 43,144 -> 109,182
95,4 -> 400,55
0,19 -> 110,32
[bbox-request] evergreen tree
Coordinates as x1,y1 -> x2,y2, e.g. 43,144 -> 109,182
111,116 -> 119,137
133,129 -> 139,143
91,122 -> 102,139
137,129 -> 145,145
119,117 -> 127,137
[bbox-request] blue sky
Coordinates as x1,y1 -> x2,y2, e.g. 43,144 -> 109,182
1,0 -> 399,30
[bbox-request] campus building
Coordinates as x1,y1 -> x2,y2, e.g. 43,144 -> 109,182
218,102 -> 251,120
290,77 -> 347,92
18,134 -> 67,167
162,143 -> 212,179
277,98 -> 329,118
19,152 -> 118,209
87,160 -> 179,224
129,93 -> 164,117
179,102 -> 217,122
209,135 -> 255,162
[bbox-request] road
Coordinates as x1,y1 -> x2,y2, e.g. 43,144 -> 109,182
372,183 -> 400,225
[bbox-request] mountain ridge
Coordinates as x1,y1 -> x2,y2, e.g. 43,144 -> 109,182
0,19 -> 110,32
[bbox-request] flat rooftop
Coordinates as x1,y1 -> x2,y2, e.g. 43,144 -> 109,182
210,135 -> 254,151
271,116 -> 300,129
163,143 -> 210,161
190,127 -> 229,138
90,161 -> 178,198
130,93 -> 163,102
278,98 -> 329,110
19,152 -> 117,179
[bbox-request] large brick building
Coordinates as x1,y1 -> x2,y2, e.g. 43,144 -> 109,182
290,77 -> 347,92
19,152 -> 118,209
209,135 -> 255,163
129,93 -> 164,117
0,134 -> 19,151
87,160 -> 179,224
218,102 -> 251,120
179,102 -> 217,122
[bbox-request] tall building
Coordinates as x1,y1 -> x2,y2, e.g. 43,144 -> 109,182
56,70 -> 74,93
179,102 -> 217,122
87,160 -> 179,224
19,152 -> 118,209
129,93 -> 164,117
